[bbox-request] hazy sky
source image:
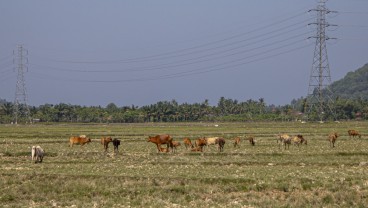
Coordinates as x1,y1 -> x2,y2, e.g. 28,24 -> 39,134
0,0 -> 367,107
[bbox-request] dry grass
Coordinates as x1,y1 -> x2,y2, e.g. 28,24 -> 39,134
0,121 -> 368,207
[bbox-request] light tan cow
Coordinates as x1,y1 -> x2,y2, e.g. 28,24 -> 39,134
328,132 -> 339,148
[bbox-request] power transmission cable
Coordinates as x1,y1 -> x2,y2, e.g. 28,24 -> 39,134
30,29 -> 312,74
29,40 -> 312,83
29,17 -> 313,74
32,11 -> 310,64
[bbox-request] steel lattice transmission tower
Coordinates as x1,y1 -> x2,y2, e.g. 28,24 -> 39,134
13,44 -> 32,124
306,0 -> 337,121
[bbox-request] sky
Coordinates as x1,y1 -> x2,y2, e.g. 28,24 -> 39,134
0,0 -> 367,107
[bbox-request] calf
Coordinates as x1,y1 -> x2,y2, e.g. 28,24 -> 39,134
191,146 -> 203,152
171,141 -> 181,152
183,138 -> 194,149
31,146 -> 44,163
101,137 -> 113,152
348,130 -> 361,139
233,137 -> 241,148
159,147 -> 170,153
328,132 -> 339,148
112,138 -> 121,153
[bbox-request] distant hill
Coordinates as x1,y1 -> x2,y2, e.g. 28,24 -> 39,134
330,63 -> 368,100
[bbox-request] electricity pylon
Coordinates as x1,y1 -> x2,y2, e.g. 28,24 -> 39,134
13,44 -> 32,124
305,0 -> 337,121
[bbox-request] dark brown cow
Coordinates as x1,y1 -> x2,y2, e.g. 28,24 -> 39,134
183,138 -> 194,149
247,136 -> 255,146
101,137 -> 113,152
215,138 -> 226,152
147,134 -> 173,152
69,136 -> 91,147
348,130 -> 361,138
328,132 -> 339,148
112,138 -> 121,153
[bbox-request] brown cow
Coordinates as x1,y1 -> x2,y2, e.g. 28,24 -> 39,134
328,132 -> 339,148
233,137 -> 241,148
183,138 -> 194,149
69,136 -> 91,147
101,137 -> 113,152
247,136 -> 255,146
215,138 -> 226,152
195,137 -> 207,151
348,129 -> 361,138
147,134 -> 173,152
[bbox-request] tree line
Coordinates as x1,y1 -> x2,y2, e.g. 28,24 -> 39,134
0,97 -> 367,124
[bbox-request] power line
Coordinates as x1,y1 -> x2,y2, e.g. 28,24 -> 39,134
30,30 -> 312,74
32,11 -> 310,64
29,41 -> 313,83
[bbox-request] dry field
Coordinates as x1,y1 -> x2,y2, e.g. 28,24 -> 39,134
0,121 -> 367,207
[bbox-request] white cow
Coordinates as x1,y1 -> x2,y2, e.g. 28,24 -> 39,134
31,146 -> 44,163
205,137 -> 219,150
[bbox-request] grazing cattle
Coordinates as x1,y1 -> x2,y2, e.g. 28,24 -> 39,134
195,137 -> 207,151
247,136 -> 255,146
31,146 -> 44,163
69,136 -> 92,147
183,138 -> 194,149
171,141 -> 181,152
206,137 -> 219,146
348,129 -> 361,139
328,132 -> 339,148
191,146 -> 203,152
112,138 -> 121,153
278,134 -> 291,150
101,137 -> 113,152
233,137 -> 241,148
147,134 -> 173,152
292,135 -> 307,147
215,138 -> 226,152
